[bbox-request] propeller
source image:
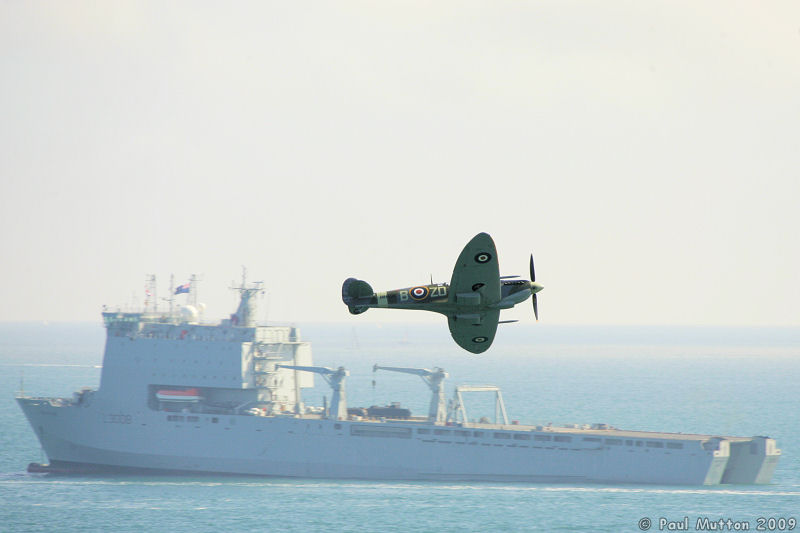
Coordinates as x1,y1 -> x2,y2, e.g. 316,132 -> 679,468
530,254 -> 539,321
529,254 -> 535,282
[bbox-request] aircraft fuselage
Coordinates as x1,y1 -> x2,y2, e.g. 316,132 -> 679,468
349,279 -> 539,315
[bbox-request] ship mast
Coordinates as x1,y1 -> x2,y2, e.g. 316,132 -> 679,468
168,274 -> 175,319
144,274 -> 157,314
188,273 -> 200,307
230,267 -> 264,327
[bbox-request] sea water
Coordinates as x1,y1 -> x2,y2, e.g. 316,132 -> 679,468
1,322 -> 798,532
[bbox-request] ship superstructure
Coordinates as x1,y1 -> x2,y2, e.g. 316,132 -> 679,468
91,274 -> 314,419
17,277 -> 780,485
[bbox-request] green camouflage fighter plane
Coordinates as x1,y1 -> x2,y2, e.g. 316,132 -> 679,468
341,232 -> 543,354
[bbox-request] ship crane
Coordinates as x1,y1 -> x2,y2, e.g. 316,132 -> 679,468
372,365 -> 449,424
276,365 -> 349,420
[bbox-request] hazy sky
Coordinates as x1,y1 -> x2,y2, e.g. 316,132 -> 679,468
1,2 -> 798,326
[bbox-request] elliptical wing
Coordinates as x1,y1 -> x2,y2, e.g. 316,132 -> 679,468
448,233 -> 501,306
447,310 -> 500,354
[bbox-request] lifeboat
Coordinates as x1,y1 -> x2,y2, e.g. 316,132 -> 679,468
156,388 -> 203,402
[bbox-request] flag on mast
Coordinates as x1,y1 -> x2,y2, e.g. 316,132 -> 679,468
175,283 -> 190,295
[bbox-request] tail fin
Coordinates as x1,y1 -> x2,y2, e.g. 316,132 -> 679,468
342,278 -> 373,315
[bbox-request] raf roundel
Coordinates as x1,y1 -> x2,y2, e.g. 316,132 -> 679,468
472,336 -> 488,343
409,286 -> 429,301
474,252 -> 492,264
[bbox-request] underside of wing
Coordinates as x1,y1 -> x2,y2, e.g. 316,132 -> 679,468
449,232 -> 501,306
447,310 -> 500,354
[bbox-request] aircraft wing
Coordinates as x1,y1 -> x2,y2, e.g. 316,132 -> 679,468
449,232 -> 501,305
447,310 -> 500,354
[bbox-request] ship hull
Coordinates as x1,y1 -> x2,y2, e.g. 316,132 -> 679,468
19,397 -> 769,486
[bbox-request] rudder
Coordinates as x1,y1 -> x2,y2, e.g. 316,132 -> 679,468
342,277 -> 373,314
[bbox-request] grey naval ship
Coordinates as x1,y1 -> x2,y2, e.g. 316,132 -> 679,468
17,276 -> 780,485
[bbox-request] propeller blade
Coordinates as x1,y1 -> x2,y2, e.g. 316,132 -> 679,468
529,254 -> 536,282
532,293 -> 539,321
499,275 -> 520,279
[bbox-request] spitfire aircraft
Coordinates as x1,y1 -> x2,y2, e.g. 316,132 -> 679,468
341,232 -> 543,354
